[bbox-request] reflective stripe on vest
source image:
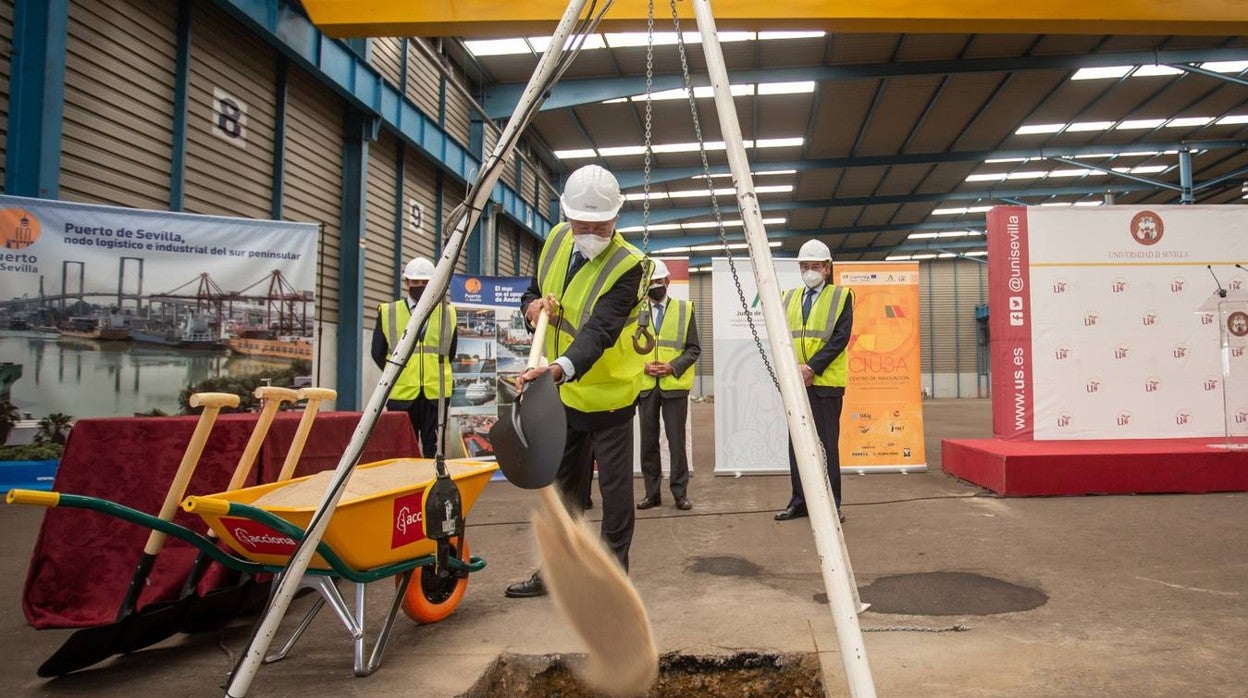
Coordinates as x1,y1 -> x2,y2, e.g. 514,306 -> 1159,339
784,285 -> 849,387
651,298 -> 694,392
534,224 -> 645,413
379,299 -> 455,400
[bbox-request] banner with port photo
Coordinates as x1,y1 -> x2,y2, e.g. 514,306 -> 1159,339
443,274 -> 531,470
988,205 -> 1248,442
835,262 -> 927,472
0,195 -> 318,418
631,257 -> 693,478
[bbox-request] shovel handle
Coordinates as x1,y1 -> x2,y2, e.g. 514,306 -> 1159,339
143,392 -> 240,556
276,388 -> 338,482
527,310 -> 550,370
228,387 -> 300,492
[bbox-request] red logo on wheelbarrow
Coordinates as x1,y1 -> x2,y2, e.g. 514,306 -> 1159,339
392,490 -> 428,549
226,518 -> 298,556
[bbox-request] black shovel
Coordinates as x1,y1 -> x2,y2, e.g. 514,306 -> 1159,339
113,387 -> 301,653
37,392 -> 240,677
490,310 -> 566,489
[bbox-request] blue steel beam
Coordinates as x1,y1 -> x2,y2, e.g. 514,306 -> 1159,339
483,47 -> 1248,118
211,0 -> 552,240
169,0 -> 192,211
4,0 -> 69,199
612,139 -> 1248,188
336,110 -> 373,410
618,183 -> 1159,228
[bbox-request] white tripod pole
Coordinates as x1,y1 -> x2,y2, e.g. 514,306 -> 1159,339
690,1 -> 877,695
223,1 -> 593,694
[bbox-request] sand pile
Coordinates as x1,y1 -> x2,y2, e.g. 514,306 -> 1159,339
252,459 -> 484,509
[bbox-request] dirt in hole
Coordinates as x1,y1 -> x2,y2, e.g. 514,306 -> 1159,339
463,652 -> 822,697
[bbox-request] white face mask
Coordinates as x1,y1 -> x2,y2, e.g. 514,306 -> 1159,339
573,233 -> 612,260
802,269 -> 824,289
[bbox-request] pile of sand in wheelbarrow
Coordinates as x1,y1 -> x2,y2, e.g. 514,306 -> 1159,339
251,459 -> 486,509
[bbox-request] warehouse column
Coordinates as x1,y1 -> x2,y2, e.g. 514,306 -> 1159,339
337,109 -> 379,409
4,0 -> 69,198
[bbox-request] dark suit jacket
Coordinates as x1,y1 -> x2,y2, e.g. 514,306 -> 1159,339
521,255 -> 644,430
639,298 -> 702,399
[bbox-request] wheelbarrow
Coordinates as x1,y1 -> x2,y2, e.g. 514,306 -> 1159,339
7,455 -> 497,677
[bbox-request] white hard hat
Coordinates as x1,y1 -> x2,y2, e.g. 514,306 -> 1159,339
797,239 -> 832,262
403,257 -> 436,281
561,164 -> 623,222
648,258 -> 670,286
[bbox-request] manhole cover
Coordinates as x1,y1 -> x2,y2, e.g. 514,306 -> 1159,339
463,652 -> 821,697
858,571 -> 1047,616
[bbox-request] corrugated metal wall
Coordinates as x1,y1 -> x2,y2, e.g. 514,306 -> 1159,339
371,37 -> 402,88
183,2 -> 276,219
517,232 -> 538,277
283,66 -> 344,325
917,259 -> 988,396
0,0 -> 11,191
363,129 -> 400,326
496,218 -> 518,276
59,0 -> 176,209
400,145 -> 439,265
403,41 -> 444,134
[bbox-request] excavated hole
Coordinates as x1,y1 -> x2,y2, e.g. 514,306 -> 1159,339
462,652 -> 822,697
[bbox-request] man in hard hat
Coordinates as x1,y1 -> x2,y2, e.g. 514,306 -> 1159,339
775,239 -> 853,523
636,258 -> 701,512
505,164 -> 648,599
371,256 -> 458,458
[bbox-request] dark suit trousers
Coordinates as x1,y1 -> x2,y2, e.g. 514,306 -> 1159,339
786,391 -> 843,510
556,419 -> 635,570
389,394 -> 444,459
638,389 -> 690,500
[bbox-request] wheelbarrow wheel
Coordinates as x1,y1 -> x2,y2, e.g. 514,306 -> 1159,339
397,541 -> 469,623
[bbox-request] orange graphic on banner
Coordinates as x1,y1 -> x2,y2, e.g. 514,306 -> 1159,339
836,262 -> 927,470
0,208 -> 41,250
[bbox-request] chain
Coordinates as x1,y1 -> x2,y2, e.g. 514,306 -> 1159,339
668,1 -> 780,392
641,0 -> 654,256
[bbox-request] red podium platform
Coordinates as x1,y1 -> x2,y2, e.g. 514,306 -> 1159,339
943,437 -> 1248,497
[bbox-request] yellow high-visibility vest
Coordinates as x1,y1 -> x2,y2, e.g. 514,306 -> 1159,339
378,299 -> 456,400
535,223 -> 646,413
783,285 -> 850,387
645,298 -> 695,393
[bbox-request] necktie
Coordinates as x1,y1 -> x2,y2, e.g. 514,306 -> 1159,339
566,251 -> 587,285
652,302 -> 665,331
802,288 -> 815,323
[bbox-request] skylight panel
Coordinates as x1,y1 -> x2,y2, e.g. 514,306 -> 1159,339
552,148 -> 597,159
1116,118 -> 1166,130
1166,116 -> 1214,128
1132,65 -> 1183,77
1065,121 -> 1115,132
756,81 -> 817,95
1015,123 -> 1065,135
1071,66 -> 1133,80
1216,114 -> 1248,125
1200,60 -> 1248,73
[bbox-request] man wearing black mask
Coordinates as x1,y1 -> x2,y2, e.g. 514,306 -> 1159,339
371,256 -> 458,457
636,258 -> 700,511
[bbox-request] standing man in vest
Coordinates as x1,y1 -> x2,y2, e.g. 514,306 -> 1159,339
775,239 -> 854,524
505,164 -> 647,599
371,256 -> 458,458
636,258 -> 700,511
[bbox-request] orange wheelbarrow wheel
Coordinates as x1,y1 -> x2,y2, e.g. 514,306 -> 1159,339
397,540 -> 470,623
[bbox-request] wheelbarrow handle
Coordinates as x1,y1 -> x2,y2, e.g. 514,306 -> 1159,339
6,489 -> 60,507
182,496 -> 232,516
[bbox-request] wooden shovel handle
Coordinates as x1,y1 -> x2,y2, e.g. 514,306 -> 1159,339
527,310 -> 550,370
143,392 -> 240,555
277,387 -> 338,482
227,387 -> 300,492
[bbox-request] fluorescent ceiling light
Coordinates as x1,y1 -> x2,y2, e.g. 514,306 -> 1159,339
937,253 -> 958,258
964,250 -> 988,257
1071,66 -> 1133,80
1116,118 -> 1167,130
552,147 -> 596,159
597,145 -> 648,157
693,169 -> 798,179
985,157 -> 1031,164
1047,168 -> 1102,178
467,31 -> 823,57
1041,202 -> 1073,207
885,254 -> 912,261
1074,200 -> 1104,207
966,173 -> 1008,182
623,184 -> 793,201
1006,170 -> 1048,180
1066,121 -> 1116,132
908,231 -> 981,240
757,81 -> 818,96
910,254 -> 937,260
554,138 -> 804,160
1114,165 -> 1168,174
755,137 -> 805,148
686,241 -> 783,252
1015,123 -> 1065,135
1201,60 -> 1248,73
617,217 -> 786,234
1166,116 -> 1214,128
1132,65 -> 1184,77
1216,114 -> 1248,125
932,206 -> 993,215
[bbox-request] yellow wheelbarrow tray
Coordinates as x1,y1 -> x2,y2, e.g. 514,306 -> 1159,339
182,457 -> 497,571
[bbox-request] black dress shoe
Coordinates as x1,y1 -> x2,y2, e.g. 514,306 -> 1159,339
504,571 -> 546,598
774,505 -> 808,521
675,496 -> 692,510
636,496 -> 660,510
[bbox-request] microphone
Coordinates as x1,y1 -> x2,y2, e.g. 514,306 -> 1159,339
1208,265 -> 1227,298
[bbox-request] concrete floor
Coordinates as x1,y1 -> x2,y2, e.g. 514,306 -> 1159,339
2,398 -> 1246,696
